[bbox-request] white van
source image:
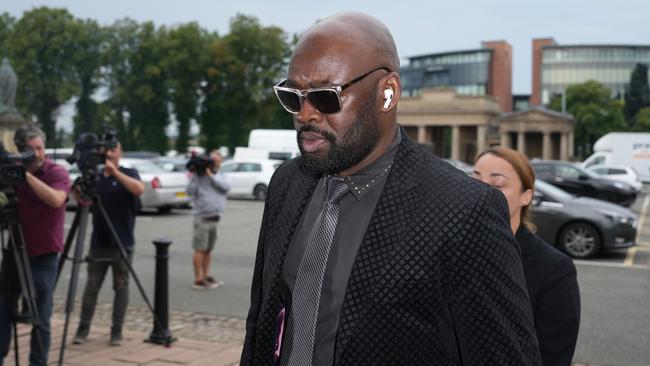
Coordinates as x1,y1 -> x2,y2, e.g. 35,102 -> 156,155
247,129 -> 300,160
582,132 -> 650,182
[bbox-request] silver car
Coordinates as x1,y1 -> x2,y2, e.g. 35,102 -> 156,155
68,158 -> 191,213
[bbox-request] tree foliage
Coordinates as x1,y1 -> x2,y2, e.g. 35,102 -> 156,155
550,80 -> 627,158
624,63 -> 650,129
633,107 -> 650,132
0,9 -> 292,151
162,22 -> 211,153
6,7 -> 81,147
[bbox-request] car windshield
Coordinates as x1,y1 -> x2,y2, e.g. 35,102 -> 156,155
535,179 -> 574,202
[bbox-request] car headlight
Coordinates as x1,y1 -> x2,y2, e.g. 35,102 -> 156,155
612,182 -> 625,189
598,209 -> 636,225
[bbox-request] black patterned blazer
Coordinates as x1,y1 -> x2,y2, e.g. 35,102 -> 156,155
241,130 -> 542,365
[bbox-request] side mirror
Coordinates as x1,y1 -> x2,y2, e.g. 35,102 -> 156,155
532,191 -> 543,206
578,174 -> 589,181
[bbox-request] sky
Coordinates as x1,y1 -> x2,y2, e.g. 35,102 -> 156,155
5,0 -> 650,131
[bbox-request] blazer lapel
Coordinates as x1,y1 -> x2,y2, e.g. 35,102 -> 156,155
265,166 -> 320,302
335,134 -> 423,361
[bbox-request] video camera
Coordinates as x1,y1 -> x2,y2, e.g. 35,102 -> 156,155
66,130 -> 118,171
186,153 -> 214,176
66,129 -> 118,197
0,142 -> 35,224
0,142 -> 34,188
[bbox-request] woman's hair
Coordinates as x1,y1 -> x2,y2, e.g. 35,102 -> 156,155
475,146 -> 536,231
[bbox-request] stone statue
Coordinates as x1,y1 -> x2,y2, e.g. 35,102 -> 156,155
0,57 -> 19,116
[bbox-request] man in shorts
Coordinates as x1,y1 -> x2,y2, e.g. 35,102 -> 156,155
186,151 -> 230,289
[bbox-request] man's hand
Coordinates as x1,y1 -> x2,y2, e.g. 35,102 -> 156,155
104,159 -> 118,176
205,166 -> 214,175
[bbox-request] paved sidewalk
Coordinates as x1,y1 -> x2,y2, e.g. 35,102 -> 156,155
6,297 -> 245,365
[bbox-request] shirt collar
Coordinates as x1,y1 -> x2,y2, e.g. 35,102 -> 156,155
335,126 -> 401,200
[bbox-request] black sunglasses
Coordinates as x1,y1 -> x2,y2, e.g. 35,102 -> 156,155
273,66 -> 392,114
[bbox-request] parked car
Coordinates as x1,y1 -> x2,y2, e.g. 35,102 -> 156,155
586,164 -> 643,192
531,160 -> 637,207
220,159 -> 283,200
531,180 -> 637,258
67,158 -> 191,213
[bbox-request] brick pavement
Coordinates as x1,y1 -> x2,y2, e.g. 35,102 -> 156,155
5,297 -> 245,365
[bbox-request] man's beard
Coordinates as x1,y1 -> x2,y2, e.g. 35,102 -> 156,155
297,96 -> 380,174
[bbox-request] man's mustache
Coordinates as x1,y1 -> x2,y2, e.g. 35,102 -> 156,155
298,125 -> 336,144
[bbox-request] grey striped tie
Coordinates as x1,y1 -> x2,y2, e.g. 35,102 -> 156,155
284,176 -> 349,366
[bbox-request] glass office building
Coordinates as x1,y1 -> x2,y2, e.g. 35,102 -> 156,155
541,45 -> 650,104
401,49 -> 493,98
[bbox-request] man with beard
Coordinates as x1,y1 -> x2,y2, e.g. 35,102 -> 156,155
0,124 -> 70,366
241,12 -> 542,366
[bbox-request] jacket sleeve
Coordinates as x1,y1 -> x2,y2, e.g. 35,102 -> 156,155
210,171 -> 231,194
447,187 -> 542,365
240,179 -> 272,365
535,255 -> 581,366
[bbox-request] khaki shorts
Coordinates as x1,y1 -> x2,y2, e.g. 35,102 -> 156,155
192,217 -> 218,252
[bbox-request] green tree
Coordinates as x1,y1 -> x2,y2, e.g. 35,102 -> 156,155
101,19 -> 141,149
127,22 -> 170,153
7,7 -> 81,147
162,22 -> 210,154
0,13 -> 15,57
200,14 -> 291,151
550,80 -> 627,158
624,63 -> 650,127
633,107 -> 650,132
71,19 -> 105,140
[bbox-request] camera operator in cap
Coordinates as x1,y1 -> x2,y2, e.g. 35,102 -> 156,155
72,137 -> 145,346
186,150 -> 231,290
0,124 -> 70,366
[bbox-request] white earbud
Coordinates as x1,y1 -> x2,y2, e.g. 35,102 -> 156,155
383,89 -> 393,109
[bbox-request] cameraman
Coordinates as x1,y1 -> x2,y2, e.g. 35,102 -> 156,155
0,124 -> 70,366
186,151 -> 230,290
72,140 -> 144,346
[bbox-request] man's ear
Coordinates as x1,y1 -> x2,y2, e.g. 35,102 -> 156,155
380,73 -> 401,111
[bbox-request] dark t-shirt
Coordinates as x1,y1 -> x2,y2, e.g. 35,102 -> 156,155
91,166 -> 141,250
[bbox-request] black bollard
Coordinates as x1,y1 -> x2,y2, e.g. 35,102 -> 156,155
147,238 -> 177,345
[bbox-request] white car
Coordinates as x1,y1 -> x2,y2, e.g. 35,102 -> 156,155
220,159 -> 283,200
586,164 -> 643,192
68,158 -> 191,212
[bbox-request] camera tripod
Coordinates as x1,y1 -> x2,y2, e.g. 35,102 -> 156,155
55,184 -> 170,366
0,199 -> 45,366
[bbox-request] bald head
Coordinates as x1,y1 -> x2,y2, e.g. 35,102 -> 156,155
293,12 -> 400,72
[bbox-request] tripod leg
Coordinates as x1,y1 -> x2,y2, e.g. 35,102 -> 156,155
95,197 -> 170,344
8,225 -> 46,364
56,207 -> 80,287
57,205 -> 91,366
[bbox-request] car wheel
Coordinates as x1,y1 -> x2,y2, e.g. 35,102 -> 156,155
558,222 -> 602,258
157,206 -> 172,214
253,184 -> 267,201
595,191 -> 617,203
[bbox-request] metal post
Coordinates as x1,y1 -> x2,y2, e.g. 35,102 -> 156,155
147,238 -> 176,345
